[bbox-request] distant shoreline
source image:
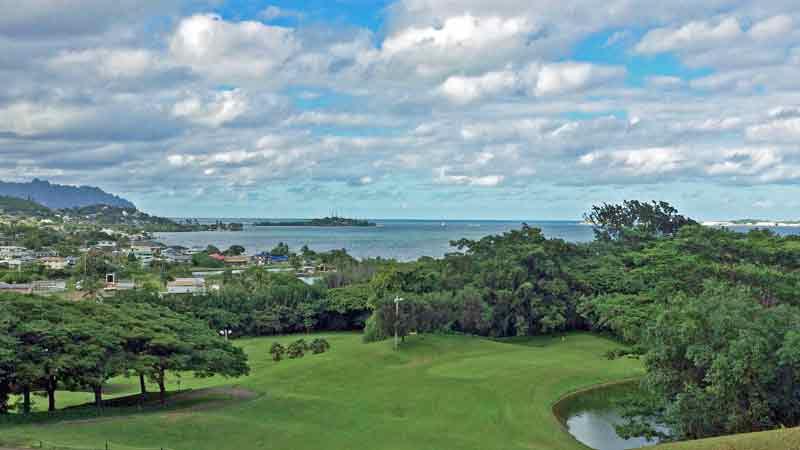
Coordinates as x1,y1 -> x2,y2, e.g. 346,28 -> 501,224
703,221 -> 800,228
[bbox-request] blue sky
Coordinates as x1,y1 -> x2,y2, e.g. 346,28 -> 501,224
1,1 -> 800,219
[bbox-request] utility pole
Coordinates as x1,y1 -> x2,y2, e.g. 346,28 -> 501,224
394,296 -> 404,351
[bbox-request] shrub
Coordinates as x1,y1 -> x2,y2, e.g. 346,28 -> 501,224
269,342 -> 285,362
287,340 -> 306,359
310,338 -> 330,354
362,313 -> 386,343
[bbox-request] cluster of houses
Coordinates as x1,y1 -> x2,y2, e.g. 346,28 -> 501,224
1,228 -> 334,297
0,280 -> 68,295
128,243 -> 291,267
0,245 -> 77,270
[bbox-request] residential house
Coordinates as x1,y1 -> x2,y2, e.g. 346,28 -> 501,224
96,240 -> 117,249
0,246 -> 29,260
270,255 -> 289,264
0,282 -> 32,294
251,252 -> 270,266
34,248 -> 59,258
224,255 -> 250,267
130,241 -> 164,255
166,278 -> 206,295
162,247 -> 192,264
208,253 -> 226,262
252,253 -> 290,265
104,278 -> 135,291
32,280 -> 67,294
39,256 -> 68,270
132,250 -> 155,267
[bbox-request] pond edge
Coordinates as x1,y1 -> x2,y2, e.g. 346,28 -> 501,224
550,378 -> 642,450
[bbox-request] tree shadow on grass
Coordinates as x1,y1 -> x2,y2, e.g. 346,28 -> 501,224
0,386 -> 258,427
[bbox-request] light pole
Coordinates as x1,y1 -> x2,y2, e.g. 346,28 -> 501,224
394,296 -> 404,351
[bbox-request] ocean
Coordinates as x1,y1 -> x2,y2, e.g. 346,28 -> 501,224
153,220 -> 800,262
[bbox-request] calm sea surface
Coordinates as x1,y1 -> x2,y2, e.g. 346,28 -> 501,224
154,220 -> 800,262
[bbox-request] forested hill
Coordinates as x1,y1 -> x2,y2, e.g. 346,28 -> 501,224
0,179 -> 135,209
0,196 -> 194,232
0,195 -> 52,217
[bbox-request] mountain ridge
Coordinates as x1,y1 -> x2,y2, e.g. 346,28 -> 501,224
0,179 -> 135,210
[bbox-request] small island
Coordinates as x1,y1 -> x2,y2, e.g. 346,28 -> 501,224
254,216 -> 376,227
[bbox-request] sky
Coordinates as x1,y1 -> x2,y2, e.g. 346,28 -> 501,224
1,1 -> 800,220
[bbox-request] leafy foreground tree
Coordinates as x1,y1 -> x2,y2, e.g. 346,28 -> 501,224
0,293 -> 249,413
632,281 -> 800,440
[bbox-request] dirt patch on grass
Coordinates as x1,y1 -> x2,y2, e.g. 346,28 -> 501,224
179,386 -> 258,403
159,386 -> 259,422
48,386 -> 260,427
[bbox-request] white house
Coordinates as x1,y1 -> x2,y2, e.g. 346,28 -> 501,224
31,280 -> 67,293
96,240 -> 117,249
0,246 -> 29,260
167,278 -> 206,295
131,241 -> 163,255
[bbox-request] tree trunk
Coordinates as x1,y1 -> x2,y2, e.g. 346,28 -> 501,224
157,368 -> 166,406
0,383 -> 8,414
22,386 -> 31,415
94,385 -> 103,408
139,373 -> 147,394
47,376 -> 57,412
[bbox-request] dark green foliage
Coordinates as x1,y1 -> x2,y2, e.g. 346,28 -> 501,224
192,252 -> 225,268
0,195 -> 52,217
114,267 -> 370,337
270,242 -> 290,257
287,340 -> 306,358
0,293 -> 249,413
309,338 -> 330,354
585,200 -> 696,242
223,245 -> 246,256
270,342 -> 285,362
637,282 -> 800,440
369,225 -> 584,339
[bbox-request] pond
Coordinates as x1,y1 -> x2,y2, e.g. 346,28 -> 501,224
554,382 -> 670,450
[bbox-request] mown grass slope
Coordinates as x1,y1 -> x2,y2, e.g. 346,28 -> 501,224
1,333 -> 640,450
0,333 -> 795,450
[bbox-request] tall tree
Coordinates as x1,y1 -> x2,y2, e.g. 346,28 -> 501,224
585,200 -> 696,242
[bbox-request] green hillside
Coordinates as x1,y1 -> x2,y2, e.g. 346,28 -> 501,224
0,196 -> 53,217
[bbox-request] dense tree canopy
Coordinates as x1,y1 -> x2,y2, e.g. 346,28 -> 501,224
0,294 -> 248,413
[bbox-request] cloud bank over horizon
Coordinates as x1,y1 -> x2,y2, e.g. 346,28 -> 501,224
2,0 -> 800,219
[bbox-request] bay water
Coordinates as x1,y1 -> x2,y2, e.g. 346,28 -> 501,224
154,219 -> 800,261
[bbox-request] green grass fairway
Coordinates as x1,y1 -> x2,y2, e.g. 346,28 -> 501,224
657,428 -> 800,450
0,332 -> 642,450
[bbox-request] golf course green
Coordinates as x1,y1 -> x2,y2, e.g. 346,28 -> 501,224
0,332 -> 796,450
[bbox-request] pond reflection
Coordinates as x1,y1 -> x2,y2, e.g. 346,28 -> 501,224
555,382 -> 669,450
